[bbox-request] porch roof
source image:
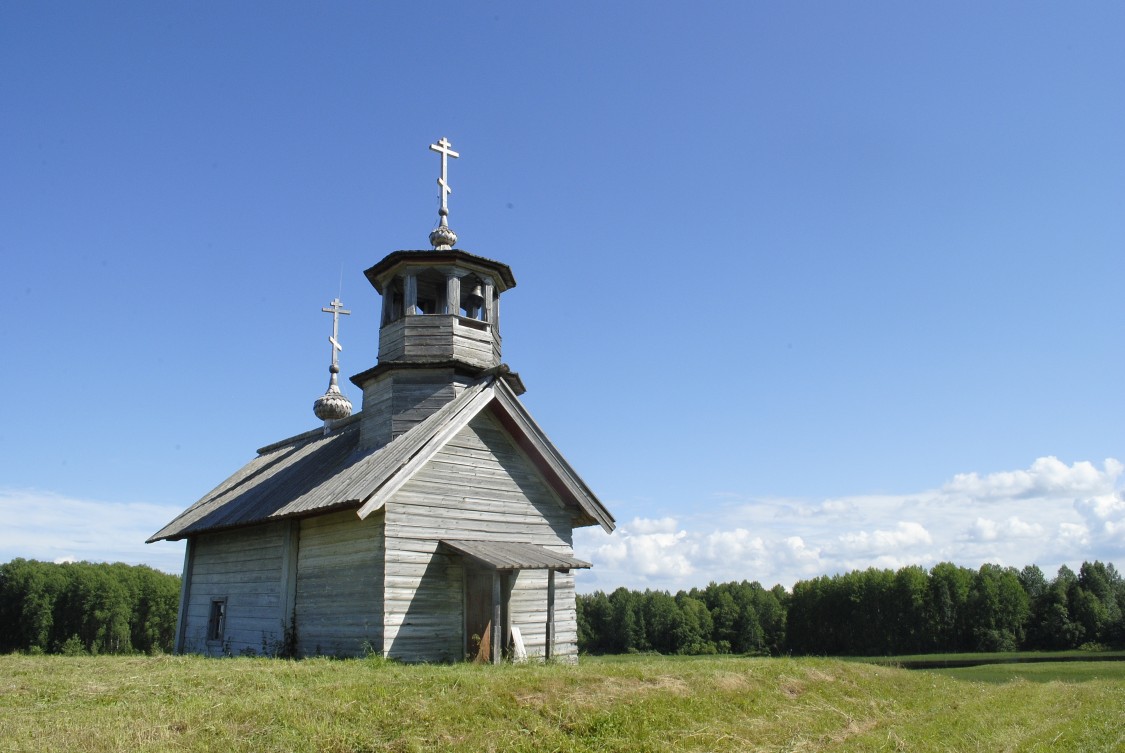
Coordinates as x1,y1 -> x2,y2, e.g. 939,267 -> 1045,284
440,540 -> 591,571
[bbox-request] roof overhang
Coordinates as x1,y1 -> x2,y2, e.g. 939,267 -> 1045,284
440,540 -> 591,571
363,249 -> 516,293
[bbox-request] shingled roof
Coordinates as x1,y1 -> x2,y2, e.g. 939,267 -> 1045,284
147,377 -> 614,543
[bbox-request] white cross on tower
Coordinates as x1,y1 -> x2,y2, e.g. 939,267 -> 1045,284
429,137 -> 459,218
321,297 -> 351,368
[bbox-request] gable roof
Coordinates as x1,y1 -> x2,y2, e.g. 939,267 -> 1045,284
147,377 -> 614,543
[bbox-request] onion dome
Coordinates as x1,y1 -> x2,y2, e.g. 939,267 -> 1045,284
314,298 -> 352,429
314,364 -> 352,421
429,212 -> 457,250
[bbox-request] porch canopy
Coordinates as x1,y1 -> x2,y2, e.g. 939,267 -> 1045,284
440,539 -> 591,572
440,540 -> 590,663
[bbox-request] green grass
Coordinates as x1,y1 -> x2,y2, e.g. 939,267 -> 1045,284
932,660 -> 1125,684
0,653 -> 1123,752
858,649 -> 1125,665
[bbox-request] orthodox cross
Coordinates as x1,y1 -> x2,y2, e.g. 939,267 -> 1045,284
429,137 -> 459,217
321,297 -> 351,367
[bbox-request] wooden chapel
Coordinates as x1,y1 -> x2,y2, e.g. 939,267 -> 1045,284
148,138 -> 615,662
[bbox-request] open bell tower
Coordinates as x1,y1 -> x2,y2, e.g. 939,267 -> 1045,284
349,137 -> 523,450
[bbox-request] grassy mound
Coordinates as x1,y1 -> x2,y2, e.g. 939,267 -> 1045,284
1,654 -> 1122,752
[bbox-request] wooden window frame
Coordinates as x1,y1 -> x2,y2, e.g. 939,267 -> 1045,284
207,598 -> 227,643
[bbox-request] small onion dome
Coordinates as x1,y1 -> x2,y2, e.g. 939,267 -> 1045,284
313,365 -> 353,421
429,223 -> 457,250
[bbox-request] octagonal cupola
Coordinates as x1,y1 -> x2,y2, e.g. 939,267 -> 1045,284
363,249 -> 515,371
350,137 -> 521,450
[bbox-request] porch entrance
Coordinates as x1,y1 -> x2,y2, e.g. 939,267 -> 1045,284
464,569 -> 498,662
444,539 -> 592,664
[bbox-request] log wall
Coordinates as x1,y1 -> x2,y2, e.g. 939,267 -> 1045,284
383,410 -> 579,662
181,522 -> 286,657
295,509 -> 384,657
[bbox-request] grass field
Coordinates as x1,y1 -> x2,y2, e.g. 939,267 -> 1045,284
855,649 -> 1125,670
1,653 -> 1123,752
932,660 -> 1125,684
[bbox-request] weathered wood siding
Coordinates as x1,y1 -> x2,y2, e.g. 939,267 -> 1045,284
510,569 -> 578,662
383,410 -> 578,662
359,370 -> 473,450
388,374 -> 461,439
378,315 -> 499,368
295,509 -> 384,657
181,522 -> 286,656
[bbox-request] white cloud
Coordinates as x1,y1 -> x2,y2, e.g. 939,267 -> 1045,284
969,517 -> 999,542
576,457 -> 1125,593
966,516 -> 1043,543
703,528 -> 767,564
0,488 -> 185,574
838,521 -> 932,552
1074,491 -> 1125,541
1057,522 -> 1090,551
820,499 -> 853,514
630,516 -> 680,535
943,456 -> 1119,500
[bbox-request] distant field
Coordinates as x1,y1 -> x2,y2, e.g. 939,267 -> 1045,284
1,653 -> 1123,752
856,649 -> 1125,669
933,660 -> 1125,684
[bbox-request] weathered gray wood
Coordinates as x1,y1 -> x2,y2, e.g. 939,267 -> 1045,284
179,522 -> 286,657
546,569 -> 555,661
174,538 -> 195,654
404,273 -> 417,315
376,314 -> 498,369
382,412 -> 582,662
445,274 -> 460,315
491,571 -> 501,664
482,277 -> 494,324
295,509 -> 383,658
279,519 -> 298,638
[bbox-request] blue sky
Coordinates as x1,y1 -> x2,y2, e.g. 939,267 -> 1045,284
1,2 -> 1122,592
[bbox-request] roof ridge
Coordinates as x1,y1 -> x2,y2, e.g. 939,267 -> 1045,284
256,413 -> 361,455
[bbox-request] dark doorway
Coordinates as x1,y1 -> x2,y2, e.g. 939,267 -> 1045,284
464,569 -> 494,662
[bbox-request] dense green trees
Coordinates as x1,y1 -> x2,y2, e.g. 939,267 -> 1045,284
4,557 -> 1121,658
577,561 -> 1125,657
577,580 -> 787,656
0,559 -> 180,655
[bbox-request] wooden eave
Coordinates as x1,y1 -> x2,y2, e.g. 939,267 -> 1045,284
488,381 -> 615,532
349,359 -> 526,396
440,540 -> 591,571
146,420 -> 371,543
363,249 -> 516,293
349,359 -> 487,390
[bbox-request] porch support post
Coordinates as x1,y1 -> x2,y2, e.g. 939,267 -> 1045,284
545,568 -> 556,661
491,570 -> 502,665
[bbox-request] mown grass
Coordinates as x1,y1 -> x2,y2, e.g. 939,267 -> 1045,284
857,649 -> 1125,665
0,653 -> 1122,752
932,660 -> 1125,684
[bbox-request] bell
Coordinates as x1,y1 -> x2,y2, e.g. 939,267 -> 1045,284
467,283 -> 484,305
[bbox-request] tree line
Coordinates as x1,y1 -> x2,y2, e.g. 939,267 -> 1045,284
4,557 -> 1122,658
577,561 -> 1125,656
0,559 -> 181,655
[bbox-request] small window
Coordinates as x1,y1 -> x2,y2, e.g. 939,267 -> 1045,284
207,599 -> 226,642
